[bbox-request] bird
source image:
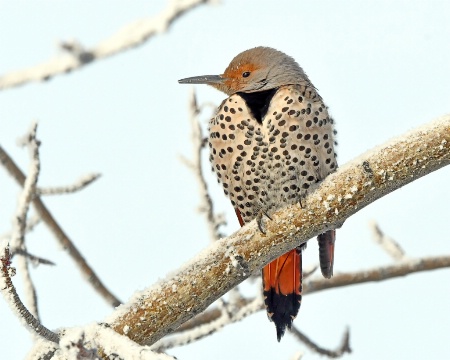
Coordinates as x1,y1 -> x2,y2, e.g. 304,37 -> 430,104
179,47 -> 337,341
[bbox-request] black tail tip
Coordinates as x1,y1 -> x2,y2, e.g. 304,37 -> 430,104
264,290 -> 300,342
276,323 -> 290,342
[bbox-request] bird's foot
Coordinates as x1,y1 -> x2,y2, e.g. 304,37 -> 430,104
256,209 -> 272,234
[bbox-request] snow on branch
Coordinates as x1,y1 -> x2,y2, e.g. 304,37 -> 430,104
0,0 -> 215,91
1,245 -> 60,344
0,123 -> 60,344
36,173 -> 101,196
106,115 -> 450,346
27,325 -> 177,360
151,295 -> 264,352
0,215 -> 41,243
10,122 -> 41,321
150,253 -> 449,354
0,145 -> 121,308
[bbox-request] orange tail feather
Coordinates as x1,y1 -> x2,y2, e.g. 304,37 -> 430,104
263,248 -> 303,341
235,208 -> 304,341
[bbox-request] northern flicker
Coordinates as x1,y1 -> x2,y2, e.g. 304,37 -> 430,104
179,47 -> 337,341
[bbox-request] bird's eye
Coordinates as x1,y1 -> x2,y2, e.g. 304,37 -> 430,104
242,71 -> 251,78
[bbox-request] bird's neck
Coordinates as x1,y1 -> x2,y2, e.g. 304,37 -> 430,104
237,88 -> 278,123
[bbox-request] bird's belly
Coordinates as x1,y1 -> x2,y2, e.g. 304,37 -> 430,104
210,125 -> 326,225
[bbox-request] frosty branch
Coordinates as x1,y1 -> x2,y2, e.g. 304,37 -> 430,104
0,123 -> 59,344
36,173 -> 101,196
0,0 -> 215,91
106,114 -> 450,346
0,145 -> 121,308
155,253 -> 449,354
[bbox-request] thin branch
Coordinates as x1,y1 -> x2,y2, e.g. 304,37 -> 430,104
1,234 -> 59,344
0,214 -> 41,242
369,220 -> 406,261
290,326 -> 351,358
105,115 -> 450,346
13,249 -> 56,267
0,0 -> 215,91
181,89 -> 225,241
36,173 -> 101,196
0,146 -> 121,308
304,255 -> 450,293
9,122 -> 41,321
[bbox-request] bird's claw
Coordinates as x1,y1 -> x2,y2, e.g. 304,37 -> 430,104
256,209 -> 272,234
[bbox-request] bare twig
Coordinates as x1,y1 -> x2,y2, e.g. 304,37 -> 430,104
181,89 -> 225,241
0,214 -> 41,242
36,173 -> 101,196
369,220 -> 406,261
13,249 -> 56,267
305,255 -> 450,293
290,351 -> 304,360
9,122 -> 41,321
2,223 -> 59,345
0,0 -> 215,91
106,114 -> 450,346
290,326 -> 351,358
0,146 -> 121,307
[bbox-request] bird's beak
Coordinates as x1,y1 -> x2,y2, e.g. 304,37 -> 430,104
178,75 -> 225,85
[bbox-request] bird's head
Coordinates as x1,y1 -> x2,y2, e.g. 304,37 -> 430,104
179,47 -> 311,95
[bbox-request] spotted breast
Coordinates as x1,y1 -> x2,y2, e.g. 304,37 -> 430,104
208,84 -> 337,223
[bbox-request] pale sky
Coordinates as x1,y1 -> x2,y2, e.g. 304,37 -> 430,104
1,1 -> 449,359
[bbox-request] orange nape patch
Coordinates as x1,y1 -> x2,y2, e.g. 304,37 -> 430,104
263,248 -> 302,296
222,62 -> 261,92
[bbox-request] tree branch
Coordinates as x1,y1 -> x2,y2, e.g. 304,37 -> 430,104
290,326 -> 351,358
105,115 -> 450,345
180,89 -> 226,241
369,220 -> 405,261
0,146 -> 121,308
0,0 -> 215,91
0,123 -> 60,344
1,246 -> 60,344
9,122 -> 41,321
154,253 -> 450,350
36,173 -> 101,196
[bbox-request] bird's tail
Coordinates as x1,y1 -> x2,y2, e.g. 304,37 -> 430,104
262,247 -> 304,341
317,230 -> 336,279
234,208 -> 306,341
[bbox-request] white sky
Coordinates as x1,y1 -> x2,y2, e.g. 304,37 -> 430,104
1,1 -> 449,359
